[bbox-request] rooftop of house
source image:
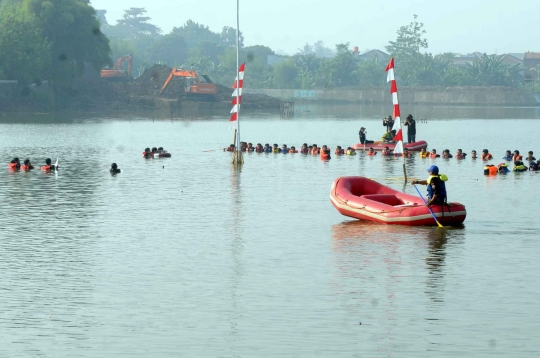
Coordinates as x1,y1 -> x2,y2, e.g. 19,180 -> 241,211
525,52 -> 540,59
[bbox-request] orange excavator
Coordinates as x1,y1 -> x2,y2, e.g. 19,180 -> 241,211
159,68 -> 217,99
100,55 -> 133,81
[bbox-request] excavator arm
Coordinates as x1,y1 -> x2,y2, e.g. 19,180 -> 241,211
159,71 -> 176,94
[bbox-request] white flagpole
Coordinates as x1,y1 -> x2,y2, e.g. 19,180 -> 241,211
233,0 -> 243,164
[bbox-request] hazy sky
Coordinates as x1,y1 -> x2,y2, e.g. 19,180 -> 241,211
91,0 -> 539,55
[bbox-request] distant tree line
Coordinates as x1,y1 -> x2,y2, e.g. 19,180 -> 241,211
0,2 -> 536,92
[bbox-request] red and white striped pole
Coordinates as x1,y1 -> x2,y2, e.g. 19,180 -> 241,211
385,57 -> 407,180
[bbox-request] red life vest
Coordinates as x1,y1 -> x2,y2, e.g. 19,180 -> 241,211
367,151 -> 377,156
21,165 -> 34,170
429,153 -> 440,158
481,153 -> 493,160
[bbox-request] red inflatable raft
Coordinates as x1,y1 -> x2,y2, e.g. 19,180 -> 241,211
352,140 -> 428,152
330,176 -> 466,226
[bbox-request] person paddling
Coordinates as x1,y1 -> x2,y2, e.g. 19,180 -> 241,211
411,165 -> 448,207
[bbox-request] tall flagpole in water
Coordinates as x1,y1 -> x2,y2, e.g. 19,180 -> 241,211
232,0 -> 244,165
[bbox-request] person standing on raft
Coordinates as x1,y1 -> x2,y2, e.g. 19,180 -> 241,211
411,165 -> 448,207
404,114 -> 416,143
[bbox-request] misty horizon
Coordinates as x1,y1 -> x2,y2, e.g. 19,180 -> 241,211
91,0 -> 540,56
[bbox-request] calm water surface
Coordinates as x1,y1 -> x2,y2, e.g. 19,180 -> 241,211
1,105 -> 540,357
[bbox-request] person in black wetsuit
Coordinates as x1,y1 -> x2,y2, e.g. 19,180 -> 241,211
404,114 -> 416,143
359,127 -> 373,145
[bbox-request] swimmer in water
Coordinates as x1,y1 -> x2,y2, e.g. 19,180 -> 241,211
110,163 -> 121,174
21,159 -> 34,170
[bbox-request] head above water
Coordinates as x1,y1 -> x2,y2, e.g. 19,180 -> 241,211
145,147 -> 150,152
12,157 -> 20,163
528,151 -> 534,155
158,147 -> 163,151
24,159 -> 30,165
427,165 -> 439,174
514,150 -> 520,155
45,158 -> 51,165
431,149 -> 437,153
482,149 -> 488,153
152,147 -> 157,152
111,163 -> 118,170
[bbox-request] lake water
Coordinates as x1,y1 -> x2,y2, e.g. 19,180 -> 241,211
1,105 -> 540,357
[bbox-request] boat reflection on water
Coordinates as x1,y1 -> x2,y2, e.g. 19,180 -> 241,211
331,220 -> 465,304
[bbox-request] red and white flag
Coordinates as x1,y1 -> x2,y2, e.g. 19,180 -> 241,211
230,63 -> 245,127
385,58 -> 403,154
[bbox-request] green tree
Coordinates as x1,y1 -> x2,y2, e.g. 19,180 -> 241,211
465,54 -> 522,87
294,52 -> 327,89
328,43 -> 358,87
111,7 -> 161,39
0,12 -> 50,84
149,33 -> 188,66
172,20 -> 221,49
357,57 -> 386,87
385,14 -> 428,85
23,0 -> 111,87
273,60 -> 298,88
220,26 -> 244,47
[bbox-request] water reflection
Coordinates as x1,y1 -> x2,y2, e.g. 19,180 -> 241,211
227,165 -> 244,351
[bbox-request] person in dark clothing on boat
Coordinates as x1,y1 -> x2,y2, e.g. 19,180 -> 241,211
411,165 -> 448,207
359,127 -> 374,145
404,114 -> 416,143
383,115 -> 394,131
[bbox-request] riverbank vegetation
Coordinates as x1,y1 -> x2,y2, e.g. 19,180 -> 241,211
0,2 -> 538,94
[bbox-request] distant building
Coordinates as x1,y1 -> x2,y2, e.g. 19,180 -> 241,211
356,49 -> 390,63
450,53 -> 523,68
524,52 -> 540,82
449,53 -> 478,67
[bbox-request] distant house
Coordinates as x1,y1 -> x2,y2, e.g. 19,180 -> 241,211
449,53 -> 478,67
499,54 -> 523,66
450,53 -> 523,68
357,49 -> 390,63
524,52 -> 540,82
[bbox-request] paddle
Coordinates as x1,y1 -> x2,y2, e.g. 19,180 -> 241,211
413,184 -> 445,228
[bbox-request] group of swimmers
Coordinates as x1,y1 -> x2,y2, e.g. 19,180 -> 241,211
224,142 -> 360,159
8,157 -> 121,174
8,158 -> 56,172
415,148 -> 538,172
142,147 -> 170,159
